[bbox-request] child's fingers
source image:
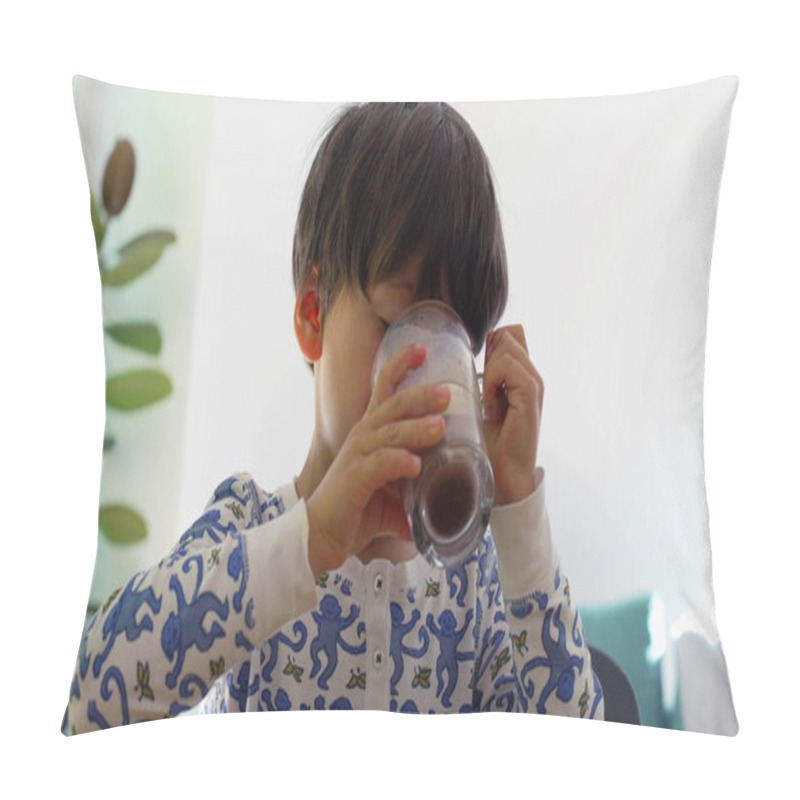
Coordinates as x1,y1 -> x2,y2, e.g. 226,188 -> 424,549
359,447 -> 423,497
486,327 -> 539,383
482,352 -> 535,423
500,324 -> 528,353
484,351 -> 531,400
363,413 -> 446,456
488,324 -> 527,355
369,381 -> 450,430
369,344 -> 427,412
484,329 -> 543,424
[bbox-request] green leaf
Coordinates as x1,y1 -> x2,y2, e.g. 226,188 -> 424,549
104,323 -> 162,355
99,503 -> 147,544
106,369 -> 172,411
90,191 -> 106,251
102,139 -> 136,217
103,435 -> 115,452
100,230 -> 176,287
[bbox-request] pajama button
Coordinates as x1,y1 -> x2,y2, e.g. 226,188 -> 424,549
373,650 -> 385,669
373,575 -> 385,593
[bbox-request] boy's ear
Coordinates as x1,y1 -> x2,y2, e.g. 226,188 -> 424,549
294,266 -> 322,364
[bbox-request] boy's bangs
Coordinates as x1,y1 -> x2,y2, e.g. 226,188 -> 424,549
364,118 -> 508,353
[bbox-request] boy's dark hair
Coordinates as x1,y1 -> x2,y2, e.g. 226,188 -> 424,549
292,102 -> 508,365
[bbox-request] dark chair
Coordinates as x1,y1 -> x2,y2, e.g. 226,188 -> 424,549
588,644 -> 641,725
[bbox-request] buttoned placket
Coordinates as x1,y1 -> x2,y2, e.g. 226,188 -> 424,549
362,562 -> 391,709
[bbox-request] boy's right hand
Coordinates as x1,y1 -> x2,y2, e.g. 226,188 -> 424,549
306,344 -> 450,578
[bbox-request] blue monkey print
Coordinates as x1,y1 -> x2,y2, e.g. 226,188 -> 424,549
571,611 -> 583,648
261,620 -> 308,681
487,674 -> 519,712
389,602 -> 430,696
261,687 -> 293,711
477,608 -> 528,712
426,609 -> 474,708
69,672 -> 80,704
167,508 -> 239,567
228,660 -> 260,712
93,573 -> 162,678
86,667 -> 129,729
471,602 -> 510,691
258,489 -> 285,523
493,606 -> 508,627
309,594 -> 365,690
481,551 -> 502,610
519,606 -> 584,714
510,599 -> 534,619
445,563 -> 469,608
211,475 -> 250,506
477,540 -> 502,608
488,573 -> 504,611
478,537 -> 494,589
509,590 -> 548,620
168,673 -> 209,715
240,477 -> 283,528
472,593 -> 483,650
161,555 -> 230,689
299,695 -> 353,710
78,614 -> 96,680
473,624 -> 505,695
227,533 -> 247,613
245,598 -> 255,629
390,698 -> 421,713
473,655 -> 528,713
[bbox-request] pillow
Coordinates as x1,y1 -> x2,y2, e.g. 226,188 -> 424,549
66,75 -> 739,734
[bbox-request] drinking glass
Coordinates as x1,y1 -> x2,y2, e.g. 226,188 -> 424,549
371,300 -> 494,568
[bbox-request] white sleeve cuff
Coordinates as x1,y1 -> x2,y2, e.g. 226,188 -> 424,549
489,466 -> 559,600
243,498 -> 318,639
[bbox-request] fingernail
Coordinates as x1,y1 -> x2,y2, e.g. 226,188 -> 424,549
413,344 -> 426,358
435,384 -> 450,405
428,415 -> 444,432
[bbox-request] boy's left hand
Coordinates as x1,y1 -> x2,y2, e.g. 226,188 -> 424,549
481,324 -> 543,506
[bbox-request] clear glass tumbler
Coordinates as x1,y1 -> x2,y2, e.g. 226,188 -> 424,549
371,300 -> 494,569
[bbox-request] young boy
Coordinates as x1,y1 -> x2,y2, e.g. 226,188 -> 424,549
64,102 -> 604,730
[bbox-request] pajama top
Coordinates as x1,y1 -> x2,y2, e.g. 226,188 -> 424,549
64,466 -> 604,731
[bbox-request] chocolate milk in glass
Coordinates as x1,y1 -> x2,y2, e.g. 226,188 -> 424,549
371,300 -> 494,568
